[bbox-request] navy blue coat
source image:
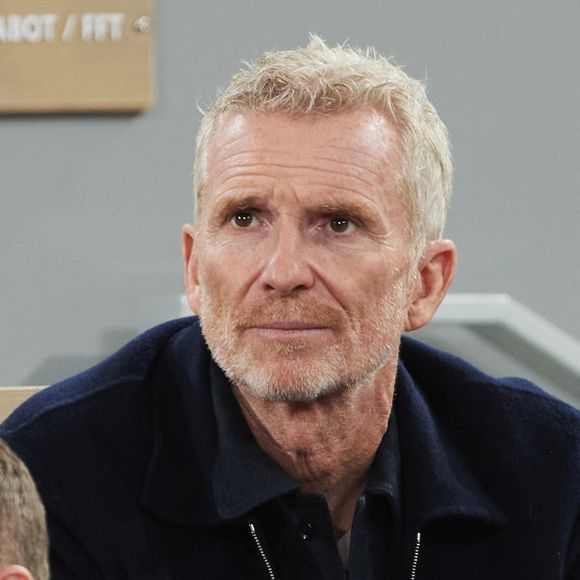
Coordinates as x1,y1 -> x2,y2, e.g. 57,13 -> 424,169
1,318 -> 579,579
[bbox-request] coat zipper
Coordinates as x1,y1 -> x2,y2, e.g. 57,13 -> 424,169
248,520 -> 277,580
410,532 -> 422,580
250,520 -> 420,579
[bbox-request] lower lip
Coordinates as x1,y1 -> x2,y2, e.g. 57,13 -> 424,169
247,327 -> 331,340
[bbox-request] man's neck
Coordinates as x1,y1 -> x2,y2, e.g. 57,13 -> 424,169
233,361 -> 397,535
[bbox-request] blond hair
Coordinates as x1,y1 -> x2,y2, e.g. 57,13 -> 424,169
0,439 -> 49,580
194,35 -> 452,260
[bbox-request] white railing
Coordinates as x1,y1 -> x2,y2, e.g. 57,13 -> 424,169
433,294 -> 580,380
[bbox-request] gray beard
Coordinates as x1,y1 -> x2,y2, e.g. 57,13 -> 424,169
200,312 -> 399,403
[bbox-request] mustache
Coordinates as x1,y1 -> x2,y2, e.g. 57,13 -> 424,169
232,298 -> 347,329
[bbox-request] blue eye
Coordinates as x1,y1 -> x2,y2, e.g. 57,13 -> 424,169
232,212 -> 254,228
328,217 -> 355,234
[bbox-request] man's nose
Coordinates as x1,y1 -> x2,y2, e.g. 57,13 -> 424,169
259,228 -> 315,295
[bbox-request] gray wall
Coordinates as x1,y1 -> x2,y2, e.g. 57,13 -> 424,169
2,0 -> 579,387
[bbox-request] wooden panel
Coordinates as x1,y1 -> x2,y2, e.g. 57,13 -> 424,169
0,0 -> 154,112
0,387 -> 45,422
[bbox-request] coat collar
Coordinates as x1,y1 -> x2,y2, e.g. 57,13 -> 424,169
395,340 -> 508,537
208,362 -> 299,519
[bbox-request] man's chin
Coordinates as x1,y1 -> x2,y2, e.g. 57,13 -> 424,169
224,359 -> 347,403
235,375 -> 347,403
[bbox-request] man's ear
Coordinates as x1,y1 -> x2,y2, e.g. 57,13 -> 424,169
0,565 -> 34,580
181,224 -> 202,315
404,239 -> 457,332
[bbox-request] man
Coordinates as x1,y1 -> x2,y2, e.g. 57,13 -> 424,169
1,37 -> 579,579
0,439 -> 49,580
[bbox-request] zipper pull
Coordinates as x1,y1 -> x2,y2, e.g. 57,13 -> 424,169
248,520 -> 277,580
410,531 -> 422,580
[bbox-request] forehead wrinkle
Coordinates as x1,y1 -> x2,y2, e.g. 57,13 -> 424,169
305,143 -> 395,165
213,160 -> 382,194
210,146 -> 397,197
216,143 -> 392,165
251,147 -> 389,177
212,148 -> 273,165
305,184 -> 389,207
295,156 -> 388,189
211,140 -> 394,174
209,169 -> 273,192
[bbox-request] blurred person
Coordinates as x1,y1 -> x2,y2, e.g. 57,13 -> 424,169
1,37 -> 579,579
0,439 -> 49,580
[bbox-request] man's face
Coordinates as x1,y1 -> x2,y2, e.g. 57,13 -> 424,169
188,109 -> 416,402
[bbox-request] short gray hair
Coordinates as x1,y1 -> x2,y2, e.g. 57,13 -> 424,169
0,439 -> 49,580
194,35 -> 452,259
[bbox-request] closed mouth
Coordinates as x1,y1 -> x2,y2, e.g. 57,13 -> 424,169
250,321 -> 329,331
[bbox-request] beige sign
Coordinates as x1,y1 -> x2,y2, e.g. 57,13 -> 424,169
0,0 -> 154,112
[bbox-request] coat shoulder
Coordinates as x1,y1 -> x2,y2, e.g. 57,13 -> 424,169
399,335 -> 580,439
0,317 -> 199,440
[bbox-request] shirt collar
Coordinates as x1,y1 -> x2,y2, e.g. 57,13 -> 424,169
209,362 -> 299,520
364,409 -> 402,541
